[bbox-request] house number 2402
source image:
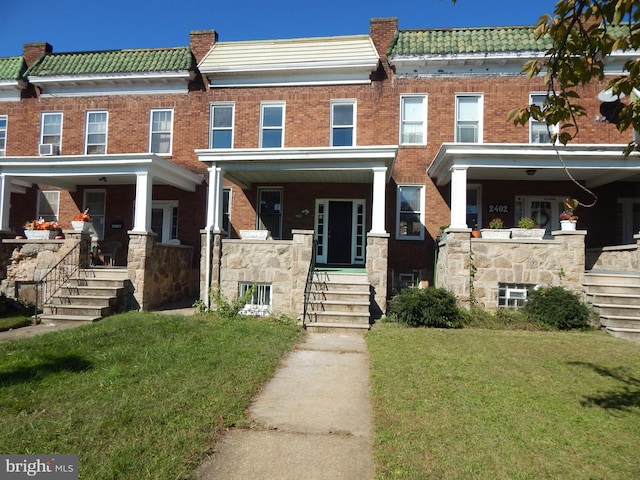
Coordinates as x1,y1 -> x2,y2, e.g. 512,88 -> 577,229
488,204 -> 509,213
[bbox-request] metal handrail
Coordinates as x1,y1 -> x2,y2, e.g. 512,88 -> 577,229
302,239 -> 318,326
35,240 -> 87,321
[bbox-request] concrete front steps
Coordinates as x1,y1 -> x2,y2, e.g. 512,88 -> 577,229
584,270 -> 640,342
38,267 -> 132,324
303,269 -> 371,332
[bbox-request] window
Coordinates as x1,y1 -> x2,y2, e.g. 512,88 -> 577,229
455,94 -> 482,143
36,190 -> 59,222
400,95 -> 427,145
530,94 -> 552,144
85,111 -> 108,154
498,283 -> 534,309
210,103 -> 234,148
0,115 -> 6,156
41,112 -> 63,152
260,102 -> 284,148
467,185 -> 481,230
84,190 -> 106,239
396,185 -> 425,240
238,282 -> 272,317
617,198 -> 640,244
257,187 -> 282,239
222,187 -> 231,238
149,109 -> 173,154
151,201 -> 179,243
331,100 -> 355,146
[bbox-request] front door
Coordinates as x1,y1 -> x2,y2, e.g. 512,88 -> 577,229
315,199 -> 365,265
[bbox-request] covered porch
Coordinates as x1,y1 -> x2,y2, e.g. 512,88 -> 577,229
0,153 -> 203,310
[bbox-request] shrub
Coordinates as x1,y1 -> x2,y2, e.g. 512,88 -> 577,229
523,286 -> 592,330
388,287 -> 463,328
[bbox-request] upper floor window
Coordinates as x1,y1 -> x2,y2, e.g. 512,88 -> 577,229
260,102 -> 285,148
85,111 -> 108,154
149,109 -> 173,154
40,112 -> 63,154
0,115 -> 6,156
400,95 -> 427,145
530,94 -> 552,144
210,103 -> 234,148
396,185 -> 425,240
455,94 -> 482,143
331,100 -> 356,146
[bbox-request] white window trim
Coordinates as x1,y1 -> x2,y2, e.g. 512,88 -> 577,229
330,99 -> 357,147
259,101 -> 285,148
238,282 -> 272,317
399,94 -> 427,146
396,184 -> 425,241
454,94 -> 483,143
149,108 -> 173,155
36,190 -> 60,221
529,93 -> 558,144
210,102 -> 235,149
84,110 -> 108,155
0,115 -> 7,156
40,112 -> 63,152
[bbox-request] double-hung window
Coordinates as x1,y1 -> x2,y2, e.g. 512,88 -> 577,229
0,115 -> 6,156
149,109 -> 173,154
36,190 -> 59,222
210,103 -> 234,148
396,185 -> 425,240
455,94 -> 482,143
331,100 -> 356,146
260,102 -> 285,148
41,112 -> 63,153
85,111 -> 108,154
400,95 -> 427,145
530,93 -> 552,144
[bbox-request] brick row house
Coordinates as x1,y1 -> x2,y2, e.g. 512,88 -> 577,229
1,18 -> 639,335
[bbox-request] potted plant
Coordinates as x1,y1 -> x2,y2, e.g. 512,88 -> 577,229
481,217 -> 511,239
511,216 -> 546,239
23,218 -> 61,239
71,209 -> 92,232
559,197 -> 579,231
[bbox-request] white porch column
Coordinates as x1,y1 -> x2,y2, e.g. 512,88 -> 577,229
206,165 -> 224,232
370,166 -> 387,234
450,166 -> 468,228
0,174 -> 11,232
132,172 -> 153,233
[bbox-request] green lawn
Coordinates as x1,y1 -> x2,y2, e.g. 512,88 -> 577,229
367,324 -> 640,479
0,312 -> 301,479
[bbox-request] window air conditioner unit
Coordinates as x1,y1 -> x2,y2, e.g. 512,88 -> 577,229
39,143 -> 59,156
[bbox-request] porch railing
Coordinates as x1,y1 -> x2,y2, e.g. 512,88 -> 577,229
302,239 -> 318,326
34,240 -> 87,322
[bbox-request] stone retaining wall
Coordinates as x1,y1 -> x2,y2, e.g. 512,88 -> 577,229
436,228 -> 586,310
586,235 -> 640,271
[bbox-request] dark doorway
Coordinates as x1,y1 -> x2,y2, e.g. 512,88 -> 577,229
327,201 -> 352,264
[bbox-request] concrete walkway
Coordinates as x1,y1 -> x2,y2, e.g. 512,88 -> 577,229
194,332 -> 374,480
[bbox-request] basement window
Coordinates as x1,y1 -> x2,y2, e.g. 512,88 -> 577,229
498,283 -> 534,309
238,282 -> 272,317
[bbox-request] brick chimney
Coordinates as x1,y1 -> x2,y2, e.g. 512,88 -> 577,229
369,18 -> 398,80
190,30 -> 218,64
23,42 -> 52,67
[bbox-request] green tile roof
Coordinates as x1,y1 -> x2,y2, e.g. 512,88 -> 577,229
0,56 -> 27,81
25,47 -> 195,77
388,26 -> 554,56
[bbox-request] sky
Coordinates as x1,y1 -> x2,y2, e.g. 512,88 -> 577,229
0,0 -> 559,57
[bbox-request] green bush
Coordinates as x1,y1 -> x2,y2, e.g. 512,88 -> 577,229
388,287 -> 463,328
523,286 -> 592,330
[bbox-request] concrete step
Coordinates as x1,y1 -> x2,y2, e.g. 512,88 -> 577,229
36,314 -> 102,323
584,283 -> 640,296
304,322 -> 370,332
48,295 -> 117,307
312,271 -> 369,285
43,303 -> 113,318
586,293 -> 640,306
307,300 -> 370,314
309,290 -> 370,303
584,271 -> 640,286
593,304 -> 640,318
306,310 -> 370,325
60,285 -> 126,297
599,315 -> 640,329
603,327 -> 640,343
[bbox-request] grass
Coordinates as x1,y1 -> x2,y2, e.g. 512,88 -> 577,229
0,311 -> 301,479
367,324 -> 640,480
0,308 -> 33,332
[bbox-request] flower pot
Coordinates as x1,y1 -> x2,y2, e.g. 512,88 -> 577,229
510,228 -> 546,239
480,228 -> 511,239
560,220 -> 577,231
24,230 -> 57,239
71,220 -> 93,232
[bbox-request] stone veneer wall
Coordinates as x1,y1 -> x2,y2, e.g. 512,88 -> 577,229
366,233 -> 389,317
213,230 -> 314,317
436,228 -> 586,310
127,232 -> 194,310
585,235 -> 640,271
